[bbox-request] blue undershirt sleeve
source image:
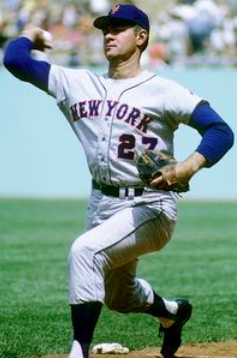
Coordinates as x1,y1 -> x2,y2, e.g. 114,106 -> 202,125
3,37 -> 50,92
189,102 -> 234,167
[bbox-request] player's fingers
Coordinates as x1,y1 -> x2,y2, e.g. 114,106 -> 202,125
150,175 -> 165,188
44,42 -> 54,49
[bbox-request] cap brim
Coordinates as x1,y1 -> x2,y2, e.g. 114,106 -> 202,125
93,16 -> 136,30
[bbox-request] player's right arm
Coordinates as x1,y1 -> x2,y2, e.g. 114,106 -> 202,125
3,28 -> 52,92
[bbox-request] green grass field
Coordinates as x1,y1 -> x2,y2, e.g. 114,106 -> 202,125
0,199 -> 236,358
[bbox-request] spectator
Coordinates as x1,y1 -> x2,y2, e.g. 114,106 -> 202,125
159,8 -> 190,64
186,0 -> 224,53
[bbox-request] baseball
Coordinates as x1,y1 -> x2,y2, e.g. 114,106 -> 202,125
42,30 -> 53,42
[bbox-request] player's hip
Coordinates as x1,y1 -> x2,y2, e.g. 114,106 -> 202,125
86,186 -> 177,229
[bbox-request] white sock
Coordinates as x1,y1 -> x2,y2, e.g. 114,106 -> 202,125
163,298 -> 178,315
68,340 -> 84,358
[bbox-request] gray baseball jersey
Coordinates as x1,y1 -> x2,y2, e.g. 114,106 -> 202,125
48,67 -> 203,307
48,67 -> 202,187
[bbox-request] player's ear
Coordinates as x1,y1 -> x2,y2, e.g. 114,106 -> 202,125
135,28 -> 149,51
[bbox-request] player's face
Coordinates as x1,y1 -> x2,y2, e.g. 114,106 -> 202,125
102,25 -> 141,61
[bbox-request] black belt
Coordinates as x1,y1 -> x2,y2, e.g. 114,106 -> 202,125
92,180 -> 144,198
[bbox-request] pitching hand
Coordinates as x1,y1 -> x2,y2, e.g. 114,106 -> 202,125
20,27 -> 54,51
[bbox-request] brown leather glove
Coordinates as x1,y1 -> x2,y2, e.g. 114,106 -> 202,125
136,150 -> 190,193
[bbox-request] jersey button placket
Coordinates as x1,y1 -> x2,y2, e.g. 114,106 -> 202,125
98,135 -> 109,182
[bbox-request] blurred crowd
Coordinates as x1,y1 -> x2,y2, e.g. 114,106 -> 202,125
150,0 -> 237,67
1,0 -> 237,68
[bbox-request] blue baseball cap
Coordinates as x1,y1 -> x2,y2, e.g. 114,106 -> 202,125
93,4 -> 150,32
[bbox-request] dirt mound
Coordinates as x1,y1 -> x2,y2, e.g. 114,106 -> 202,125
41,341 -> 237,358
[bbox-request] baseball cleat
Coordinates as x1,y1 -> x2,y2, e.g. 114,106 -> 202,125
159,298 -> 192,358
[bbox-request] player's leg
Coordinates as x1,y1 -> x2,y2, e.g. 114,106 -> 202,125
103,225 -> 192,358
69,206 -> 174,304
68,205 -> 174,358
104,260 -> 192,326
104,263 -> 192,358
105,261 -> 180,318
69,301 -> 102,358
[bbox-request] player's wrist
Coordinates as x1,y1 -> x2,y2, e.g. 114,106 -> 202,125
20,27 -> 40,41
176,152 -> 206,182
189,152 -> 207,174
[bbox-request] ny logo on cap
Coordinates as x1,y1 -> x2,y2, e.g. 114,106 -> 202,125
111,4 -> 121,14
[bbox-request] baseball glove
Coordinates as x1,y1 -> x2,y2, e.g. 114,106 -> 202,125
136,150 -> 189,193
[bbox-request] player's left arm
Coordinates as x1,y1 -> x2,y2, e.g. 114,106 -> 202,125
3,28 -> 52,91
189,101 -> 234,165
151,102 -> 234,187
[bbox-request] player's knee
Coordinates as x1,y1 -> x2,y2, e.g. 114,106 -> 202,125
69,237 -> 89,266
69,237 -> 107,272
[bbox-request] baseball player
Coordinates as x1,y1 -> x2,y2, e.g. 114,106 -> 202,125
4,4 -> 234,358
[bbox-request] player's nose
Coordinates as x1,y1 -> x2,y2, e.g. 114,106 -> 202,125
104,33 -> 114,42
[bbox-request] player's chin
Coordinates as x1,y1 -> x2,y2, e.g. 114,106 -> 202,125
104,48 -> 119,60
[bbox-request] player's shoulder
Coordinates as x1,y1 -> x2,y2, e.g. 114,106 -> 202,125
149,72 -> 184,88
149,71 -> 198,98
51,64 -> 96,77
